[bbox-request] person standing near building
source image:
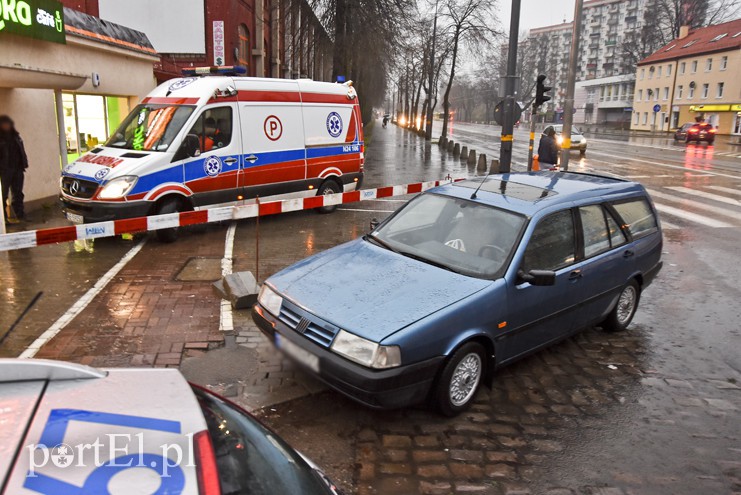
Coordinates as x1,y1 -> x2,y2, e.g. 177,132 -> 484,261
537,126 -> 559,170
0,115 -> 29,224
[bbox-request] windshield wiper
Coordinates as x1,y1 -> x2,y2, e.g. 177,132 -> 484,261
398,251 -> 461,274
363,234 -> 399,253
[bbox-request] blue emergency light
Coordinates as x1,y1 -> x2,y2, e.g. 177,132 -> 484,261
181,65 -> 248,77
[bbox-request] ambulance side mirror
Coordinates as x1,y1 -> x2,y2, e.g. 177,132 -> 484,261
174,134 -> 201,161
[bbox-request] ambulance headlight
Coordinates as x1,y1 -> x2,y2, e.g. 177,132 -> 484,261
98,176 -> 138,199
258,285 -> 283,316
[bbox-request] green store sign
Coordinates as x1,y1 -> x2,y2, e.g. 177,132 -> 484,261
0,0 -> 65,44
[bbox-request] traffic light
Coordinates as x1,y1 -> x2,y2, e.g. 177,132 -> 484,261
535,74 -> 552,108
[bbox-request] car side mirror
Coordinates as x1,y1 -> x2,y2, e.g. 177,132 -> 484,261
517,269 -> 556,286
173,134 -> 201,161
369,217 -> 380,231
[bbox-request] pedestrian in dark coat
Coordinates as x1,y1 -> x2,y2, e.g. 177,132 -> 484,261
537,126 -> 559,168
0,115 -> 29,223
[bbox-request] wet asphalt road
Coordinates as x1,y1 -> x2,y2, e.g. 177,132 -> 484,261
1,120 -> 740,493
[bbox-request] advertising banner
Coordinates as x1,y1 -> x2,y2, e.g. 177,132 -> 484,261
0,0 -> 66,44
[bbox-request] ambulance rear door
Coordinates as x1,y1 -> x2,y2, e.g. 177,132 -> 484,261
237,80 -> 307,198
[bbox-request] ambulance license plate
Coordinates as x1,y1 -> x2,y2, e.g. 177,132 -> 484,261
275,333 -> 319,373
66,212 -> 84,224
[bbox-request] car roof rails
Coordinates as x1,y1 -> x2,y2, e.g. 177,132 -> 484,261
560,171 -> 630,182
0,359 -> 107,383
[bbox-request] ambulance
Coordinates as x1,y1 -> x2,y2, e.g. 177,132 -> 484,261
60,66 -> 365,241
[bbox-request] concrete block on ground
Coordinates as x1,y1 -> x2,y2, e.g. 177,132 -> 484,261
439,137 -> 447,147
490,159 -> 501,174
447,140 -> 455,153
453,142 -> 460,156
477,153 -> 487,172
223,271 -> 259,310
212,279 -> 228,300
460,146 -> 468,160
467,149 -> 477,166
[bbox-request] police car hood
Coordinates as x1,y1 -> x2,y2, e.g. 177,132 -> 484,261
62,147 -> 162,185
0,360 -> 204,494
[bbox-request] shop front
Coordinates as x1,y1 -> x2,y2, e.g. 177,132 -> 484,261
0,1 -> 157,212
679,104 -> 741,136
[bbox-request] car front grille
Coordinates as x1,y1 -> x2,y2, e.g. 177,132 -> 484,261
61,177 -> 99,199
278,301 -> 340,348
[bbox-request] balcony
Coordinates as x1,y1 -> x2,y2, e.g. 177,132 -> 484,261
605,39 -> 617,46
587,63 -> 598,69
590,32 -> 601,38
625,15 -> 637,22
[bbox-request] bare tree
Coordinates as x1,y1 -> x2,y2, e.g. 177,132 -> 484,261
437,0 -> 498,139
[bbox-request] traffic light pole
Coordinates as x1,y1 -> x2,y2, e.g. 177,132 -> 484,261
560,0 -> 584,171
527,107 -> 537,171
498,0 -> 521,174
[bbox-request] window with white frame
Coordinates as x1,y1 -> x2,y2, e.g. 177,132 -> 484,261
663,87 -> 669,100
666,65 -> 672,76
702,83 -> 709,98
680,62 -> 686,74
634,112 -> 639,125
657,66 -> 662,77
677,85 -> 683,99
691,60 -> 697,72
640,68 -> 645,79
654,88 -> 659,100
638,89 -> 643,100
717,82 -> 724,98
642,112 -> 648,124
720,56 -> 728,70
706,58 -> 712,71
688,85 -> 695,98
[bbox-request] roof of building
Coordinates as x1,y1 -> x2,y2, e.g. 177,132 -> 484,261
433,172 -> 641,217
638,19 -> 741,65
64,7 -> 157,56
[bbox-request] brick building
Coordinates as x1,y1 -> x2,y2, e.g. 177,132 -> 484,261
67,0 -> 334,83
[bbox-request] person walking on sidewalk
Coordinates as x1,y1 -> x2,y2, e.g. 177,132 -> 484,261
537,126 -> 559,170
0,115 -> 29,224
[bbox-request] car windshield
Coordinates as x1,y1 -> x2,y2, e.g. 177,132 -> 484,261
106,104 -> 195,151
194,387 -> 331,495
370,193 -> 526,279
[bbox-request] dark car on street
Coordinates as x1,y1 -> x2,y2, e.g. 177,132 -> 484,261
253,172 -> 663,416
674,122 -> 716,144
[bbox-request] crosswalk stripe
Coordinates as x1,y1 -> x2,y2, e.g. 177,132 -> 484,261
660,220 -> 680,230
666,186 -> 741,207
653,203 -> 733,228
648,189 -> 741,220
707,185 -> 741,197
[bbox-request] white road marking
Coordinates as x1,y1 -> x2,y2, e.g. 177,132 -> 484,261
660,220 -> 680,230
19,240 -> 146,358
586,150 -> 741,180
219,222 -> 237,333
708,185 -> 741,197
648,189 -> 741,220
624,175 -> 652,178
653,203 -> 733,228
338,208 -> 396,213
666,186 -> 741,207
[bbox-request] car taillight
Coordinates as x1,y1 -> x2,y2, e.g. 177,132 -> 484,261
689,128 -> 698,133
194,430 -> 221,495
709,128 -> 717,133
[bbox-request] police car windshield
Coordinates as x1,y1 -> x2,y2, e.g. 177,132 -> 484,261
106,104 -> 195,152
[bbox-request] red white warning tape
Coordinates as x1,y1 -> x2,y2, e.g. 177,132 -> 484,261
0,178 -> 462,252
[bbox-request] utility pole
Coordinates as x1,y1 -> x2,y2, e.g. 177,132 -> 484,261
560,0 -> 584,171
498,0 -> 522,173
425,0 -> 439,141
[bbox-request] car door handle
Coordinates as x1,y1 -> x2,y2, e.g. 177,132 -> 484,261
623,249 -> 635,258
245,155 -> 258,163
568,269 -> 582,281
224,157 -> 238,164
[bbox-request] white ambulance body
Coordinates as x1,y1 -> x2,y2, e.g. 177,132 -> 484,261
60,69 -> 364,233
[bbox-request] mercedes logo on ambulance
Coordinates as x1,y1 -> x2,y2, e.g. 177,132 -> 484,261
70,180 -> 81,196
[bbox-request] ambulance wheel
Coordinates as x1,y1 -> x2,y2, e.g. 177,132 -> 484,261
155,198 -> 183,243
316,179 -> 341,214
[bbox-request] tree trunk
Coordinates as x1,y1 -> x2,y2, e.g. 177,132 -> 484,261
441,26 -> 460,139
331,0 -> 347,80
412,69 -> 424,129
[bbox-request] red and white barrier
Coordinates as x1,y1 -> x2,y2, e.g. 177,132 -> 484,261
0,178 -> 462,252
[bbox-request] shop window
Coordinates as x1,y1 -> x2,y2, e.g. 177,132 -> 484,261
238,24 -> 250,67
61,93 -> 130,162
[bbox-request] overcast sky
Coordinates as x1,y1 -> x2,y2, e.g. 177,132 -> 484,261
502,0 -> 577,32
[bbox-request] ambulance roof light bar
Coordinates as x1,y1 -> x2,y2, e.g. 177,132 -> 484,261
181,65 -> 248,77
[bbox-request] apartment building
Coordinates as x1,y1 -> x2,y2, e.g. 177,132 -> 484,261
526,22 -> 574,118
575,74 -> 635,126
631,19 -> 741,135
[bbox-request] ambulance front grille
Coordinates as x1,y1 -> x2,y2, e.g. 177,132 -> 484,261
62,177 -> 99,199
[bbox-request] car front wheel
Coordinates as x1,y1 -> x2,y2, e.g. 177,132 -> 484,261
433,342 -> 486,416
602,280 -> 640,332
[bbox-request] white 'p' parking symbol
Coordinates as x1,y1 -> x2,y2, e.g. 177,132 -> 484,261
264,115 -> 283,141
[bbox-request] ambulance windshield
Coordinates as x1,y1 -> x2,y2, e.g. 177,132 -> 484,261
106,104 -> 195,152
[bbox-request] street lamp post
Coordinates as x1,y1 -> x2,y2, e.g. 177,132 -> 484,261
498,0 -> 522,173
560,0 -> 584,171
425,0 -> 439,141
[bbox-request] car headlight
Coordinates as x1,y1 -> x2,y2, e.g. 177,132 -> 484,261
98,176 -> 138,199
331,329 -> 401,369
581,137 -> 587,145
557,136 -> 564,145
258,285 -> 283,316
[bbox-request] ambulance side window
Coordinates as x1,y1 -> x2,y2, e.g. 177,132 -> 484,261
187,107 -> 233,153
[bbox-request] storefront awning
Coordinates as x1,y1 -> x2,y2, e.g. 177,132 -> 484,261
0,63 -> 87,90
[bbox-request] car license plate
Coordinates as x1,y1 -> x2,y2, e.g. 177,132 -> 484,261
699,133 -> 706,138
66,212 -> 83,224
275,333 -> 319,373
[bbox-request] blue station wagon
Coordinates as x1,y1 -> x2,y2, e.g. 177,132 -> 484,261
252,172 -> 663,415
